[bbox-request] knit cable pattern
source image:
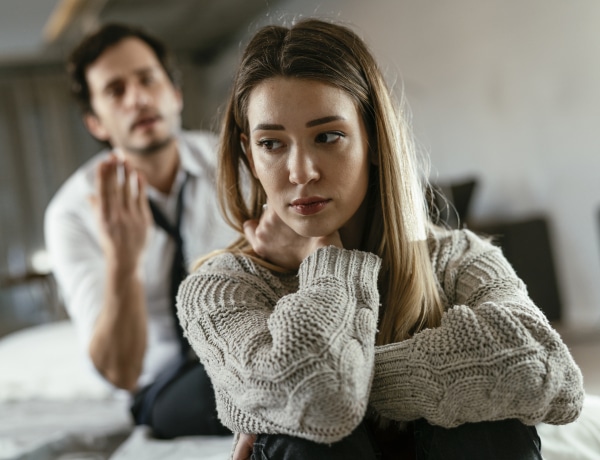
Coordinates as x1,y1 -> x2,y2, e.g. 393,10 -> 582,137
176,229 -> 584,444
177,246 -> 382,443
369,229 -> 583,427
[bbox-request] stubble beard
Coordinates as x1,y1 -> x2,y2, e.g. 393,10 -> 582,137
125,133 -> 175,157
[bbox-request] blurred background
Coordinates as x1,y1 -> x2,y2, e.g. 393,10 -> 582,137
1,0 -> 600,337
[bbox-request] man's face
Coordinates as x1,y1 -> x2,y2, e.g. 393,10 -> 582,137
84,37 -> 183,155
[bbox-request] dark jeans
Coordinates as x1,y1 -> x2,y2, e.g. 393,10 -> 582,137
252,418 -> 542,460
130,358 -> 231,439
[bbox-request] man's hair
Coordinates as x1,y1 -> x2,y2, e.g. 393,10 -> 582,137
67,23 -> 180,114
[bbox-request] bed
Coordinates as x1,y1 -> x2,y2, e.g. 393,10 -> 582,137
0,321 -> 132,459
0,320 -> 598,459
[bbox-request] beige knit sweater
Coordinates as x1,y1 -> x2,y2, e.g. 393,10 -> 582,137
176,227 -> 584,444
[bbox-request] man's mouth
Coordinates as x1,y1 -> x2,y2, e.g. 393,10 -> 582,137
131,115 -> 161,131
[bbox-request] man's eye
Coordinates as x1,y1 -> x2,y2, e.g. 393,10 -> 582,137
315,132 -> 344,143
141,75 -> 155,86
106,86 -> 124,98
256,139 -> 283,150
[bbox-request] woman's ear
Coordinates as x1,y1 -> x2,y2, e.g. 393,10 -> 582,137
240,134 -> 258,178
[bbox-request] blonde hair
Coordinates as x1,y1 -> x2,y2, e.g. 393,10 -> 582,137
205,18 -> 443,344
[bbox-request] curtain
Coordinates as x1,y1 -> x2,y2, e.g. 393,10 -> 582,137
0,65 -> 101,335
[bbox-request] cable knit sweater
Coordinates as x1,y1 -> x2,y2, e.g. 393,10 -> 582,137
176,227 -> 584,444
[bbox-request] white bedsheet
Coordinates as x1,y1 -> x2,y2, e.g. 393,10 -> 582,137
0,321 -> 118,402
1,321 -> 599,460
0,322 -> 131,459
538,393 -> 600,460
0,399 -> 132,460
108,402 -> 600,460
107,397 -> 600,460
110,427 -> 233,460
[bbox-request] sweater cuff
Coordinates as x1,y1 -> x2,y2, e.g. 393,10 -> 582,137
298,246 -> 381,288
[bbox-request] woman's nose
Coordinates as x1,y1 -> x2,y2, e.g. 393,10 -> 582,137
288,148 -> 320,185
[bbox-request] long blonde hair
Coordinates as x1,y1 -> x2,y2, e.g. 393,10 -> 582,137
208,18 -> 443,344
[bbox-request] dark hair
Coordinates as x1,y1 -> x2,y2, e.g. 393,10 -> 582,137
67,23 -> 180,114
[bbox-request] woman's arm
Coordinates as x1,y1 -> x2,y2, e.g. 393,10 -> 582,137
177,246 -> 381,443
369,229 -> 584,428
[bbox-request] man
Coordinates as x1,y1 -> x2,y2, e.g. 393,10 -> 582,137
44,23 -> 235,438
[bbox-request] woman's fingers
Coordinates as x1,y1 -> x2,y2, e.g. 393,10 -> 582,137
244,207 -> 283,257
244,203 -> 343,269
232,433 -> 257,460
243,219 -> 261,253
243,208 -> 304,269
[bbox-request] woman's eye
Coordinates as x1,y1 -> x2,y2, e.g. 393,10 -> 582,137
256,139 -> 283,150
315,132 -> 344,144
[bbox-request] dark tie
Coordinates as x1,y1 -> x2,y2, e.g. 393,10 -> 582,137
148,173 -> 190,357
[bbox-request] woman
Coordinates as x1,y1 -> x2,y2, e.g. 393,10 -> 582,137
176,18 -> 583,459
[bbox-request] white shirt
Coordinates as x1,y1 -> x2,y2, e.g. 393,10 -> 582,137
44,131 -> 238,388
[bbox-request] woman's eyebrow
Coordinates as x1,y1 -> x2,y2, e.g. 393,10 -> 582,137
306,115 -> 346,127
253,123 -> 285,131
252,115 -> 346,131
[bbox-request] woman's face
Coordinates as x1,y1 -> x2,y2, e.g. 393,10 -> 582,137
243,77 -> 371,240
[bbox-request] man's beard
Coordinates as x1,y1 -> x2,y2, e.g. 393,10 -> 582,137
125,134 -> 175,156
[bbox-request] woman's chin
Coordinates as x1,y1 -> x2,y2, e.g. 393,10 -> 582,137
289,223 -> 333,239
285,213 -> 343,239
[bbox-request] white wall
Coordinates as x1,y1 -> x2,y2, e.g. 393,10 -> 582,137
237,0 -> 600,327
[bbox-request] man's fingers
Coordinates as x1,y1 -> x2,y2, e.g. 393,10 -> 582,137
97,156 -> 120,219
122,161 -> 131,208
87,195 -> 98,213
96,162 -> 111,220
136,172 -> 152,224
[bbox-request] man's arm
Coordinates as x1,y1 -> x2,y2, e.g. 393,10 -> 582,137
46,155 -> 152,391
89,257 -> 147,390
86,155 -> 152,390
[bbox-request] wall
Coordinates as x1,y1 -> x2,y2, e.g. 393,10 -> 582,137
231,0 -> 600,327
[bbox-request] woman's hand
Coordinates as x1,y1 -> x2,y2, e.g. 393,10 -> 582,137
243,204 -> 342,270
233,433 -> 257,460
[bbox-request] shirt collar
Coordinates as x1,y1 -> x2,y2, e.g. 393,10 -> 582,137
177,134 -> 204,178
145,135 -> 191,203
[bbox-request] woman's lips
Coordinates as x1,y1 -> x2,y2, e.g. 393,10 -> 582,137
289,197 -> 331,215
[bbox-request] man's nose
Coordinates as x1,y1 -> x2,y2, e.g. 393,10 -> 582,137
288,148 -> 320,185
124,83 -> 150,108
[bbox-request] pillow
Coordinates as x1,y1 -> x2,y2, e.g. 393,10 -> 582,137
0,320 -> 122,401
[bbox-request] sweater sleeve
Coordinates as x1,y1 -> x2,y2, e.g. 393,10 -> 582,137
176,246 -> 382,443
369,229 -> 584,428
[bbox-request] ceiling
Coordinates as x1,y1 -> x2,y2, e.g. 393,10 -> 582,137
0,0 -> 281,66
